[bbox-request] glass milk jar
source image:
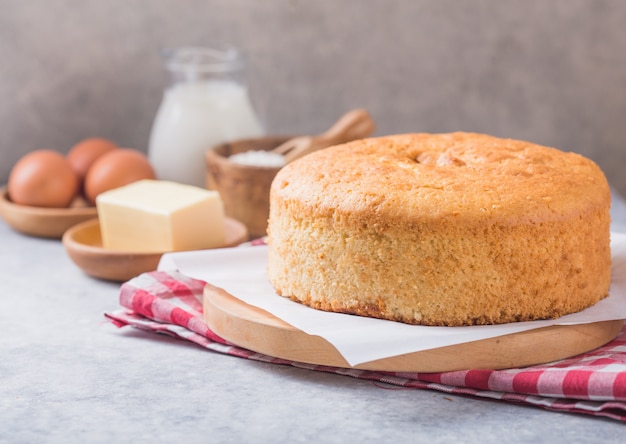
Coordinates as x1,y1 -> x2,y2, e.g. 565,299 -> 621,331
148,46 -> 265,187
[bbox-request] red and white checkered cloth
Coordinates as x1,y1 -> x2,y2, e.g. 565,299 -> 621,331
106,269 -> 626,422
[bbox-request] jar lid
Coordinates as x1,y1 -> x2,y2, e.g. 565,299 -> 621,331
162,46 -> 244,74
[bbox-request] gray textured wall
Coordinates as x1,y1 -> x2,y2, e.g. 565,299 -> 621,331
2,0 -> 626,197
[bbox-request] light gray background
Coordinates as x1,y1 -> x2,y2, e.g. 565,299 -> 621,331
1,0 -> 626,197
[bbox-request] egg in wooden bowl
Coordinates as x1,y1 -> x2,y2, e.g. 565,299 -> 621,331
1,140 -> 157,239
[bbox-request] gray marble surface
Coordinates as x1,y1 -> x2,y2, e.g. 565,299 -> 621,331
1,194 -> 626,443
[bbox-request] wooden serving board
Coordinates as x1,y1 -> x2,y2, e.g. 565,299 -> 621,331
203,284 -> 624,372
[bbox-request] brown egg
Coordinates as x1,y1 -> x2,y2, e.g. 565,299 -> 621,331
8,150 -> 79,208
84,149 -> 156,204
67,138 -> 118,183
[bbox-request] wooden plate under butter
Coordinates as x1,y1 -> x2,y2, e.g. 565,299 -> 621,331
63,217 -> 248,282
0,186 -> 98,239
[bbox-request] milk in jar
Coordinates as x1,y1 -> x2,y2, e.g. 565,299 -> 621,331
148,47 -> 264,187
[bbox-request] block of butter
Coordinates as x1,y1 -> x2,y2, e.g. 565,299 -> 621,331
96,179 -> 226,252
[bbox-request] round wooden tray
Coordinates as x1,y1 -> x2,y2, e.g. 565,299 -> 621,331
203,284 -> 624,372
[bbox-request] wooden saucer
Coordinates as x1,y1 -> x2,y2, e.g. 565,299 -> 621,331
203,285 -> 624,372
63,218 -> 248,282
0,186 -> 97,239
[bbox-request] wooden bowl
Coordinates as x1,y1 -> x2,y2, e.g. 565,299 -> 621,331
0,186 -> 98,239
62,217 -> 249,282
206,136 -> 290,240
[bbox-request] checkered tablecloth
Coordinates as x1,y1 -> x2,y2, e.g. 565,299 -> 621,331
105,269 -> 626,422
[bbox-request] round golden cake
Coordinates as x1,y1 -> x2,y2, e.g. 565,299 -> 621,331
266,132 -> 612,326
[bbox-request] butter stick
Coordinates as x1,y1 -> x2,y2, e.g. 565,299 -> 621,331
96,179 -> 225,252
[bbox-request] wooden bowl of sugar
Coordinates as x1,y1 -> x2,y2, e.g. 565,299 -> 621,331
206,136 -> 289,240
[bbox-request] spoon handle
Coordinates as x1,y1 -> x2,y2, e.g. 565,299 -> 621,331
280,109 -> 376,164
318,109 -> 376,146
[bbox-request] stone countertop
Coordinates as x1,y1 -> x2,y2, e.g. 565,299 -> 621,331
2,193 -> 626,443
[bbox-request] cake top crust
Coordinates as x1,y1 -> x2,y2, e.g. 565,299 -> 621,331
270,132 -> 610,229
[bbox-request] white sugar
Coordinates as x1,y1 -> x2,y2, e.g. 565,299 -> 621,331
228,150 -> 286,167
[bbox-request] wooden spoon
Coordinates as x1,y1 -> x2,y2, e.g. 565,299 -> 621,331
272,109 -> 375,163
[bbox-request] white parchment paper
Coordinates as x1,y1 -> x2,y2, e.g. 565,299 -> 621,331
158,232 -> 626,366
